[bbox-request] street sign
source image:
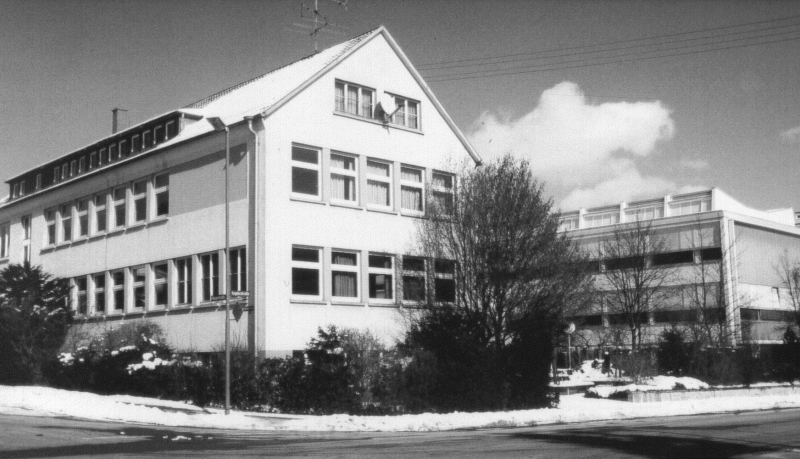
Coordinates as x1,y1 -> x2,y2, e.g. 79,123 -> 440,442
231,291 -> 250,298
210,295 -> 227,302
232,304 -> 244,321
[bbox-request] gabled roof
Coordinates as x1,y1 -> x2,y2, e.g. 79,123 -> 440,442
5,26 -> 481,189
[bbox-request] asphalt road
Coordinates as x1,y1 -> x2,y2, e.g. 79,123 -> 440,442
1,408 -> 799,458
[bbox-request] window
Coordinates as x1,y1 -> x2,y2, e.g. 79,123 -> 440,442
132,180 -> 147,223
200,252 -> 220,301
670,198 -> 710,216
154,125 -> 165,144
291,145 -> 320,197
60,204 -> 72,243
400,167 -> 424,213
143,130 -> 152,148
110,144 -> 119,162
78,158 -> 85,174
75,278 -> 87,315
153,263 -> 168,307
625,206 -> 663,222
70,160 -> 77,177
292,247 -> 321,297
560,217 -> 579,231
94,193 -> 107,233
45,209 -> 56,246
229,248 -> 247,293
19,181 -> 25,196
76,199 -> 89,237
35,174 -> 42,190
61,164 -> 68,180
89,152 -> 98,169
431,172 -> 454,214
154,174 -> 169,217
700,247 -> 722,261
53,166 -> 60,184
131,266 -> 146,308
12,183 -> 19,199
331,251 -> 359,299
176,257 -> 192,305
585,212 -> 620,228
434,259 -> 456,302
111,270 -> 125,311
402,257 -> 426,302
652,250 -> 693,266
368,254 -> 394,301
21,216 -> 30,263
0,223 -> 8,259
335,81 -> 374,118
113,187 -> 126,228
166,121 -> 177,139
119,140 -> 129,158
366,160 -> 392,208
330,153 -> 357,203
132,134 -> 141,154
99,148 -> 107,166
93,274 -> 105,313
654,309 -> 696,324
390,96 -> 419,129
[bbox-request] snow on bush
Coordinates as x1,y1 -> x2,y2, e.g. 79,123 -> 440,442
586,375 -> 709,399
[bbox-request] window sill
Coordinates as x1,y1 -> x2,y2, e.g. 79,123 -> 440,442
365,206 -> 398,216
368,301 -> 398,308
88,233 -> 106,241
330,201 -> 362,211
107,228 -> 125,237
333,111 -> 424,135
290,196 -> 325,205
0,258 -> 8,264
331,301 -> 365,307
290,298 -> 327,305
127,222 -> 147,231
400,210 -> 425,219
147,217 -> 168,227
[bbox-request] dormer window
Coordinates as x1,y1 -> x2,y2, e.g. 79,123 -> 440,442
70,160 -> 77,177
119,139 -> 129,158
166,121 -> 177,139
99,148 -> 107,166
132,134 -> 141,154
335,81 -> 374,118
154,125 -> 165,143
35,174 -> 42,191
19,181 -> 25,197
61,164 -> 68,180
78,157 -> 85,174
89,151 -> 97,169
143,130 -> 152,149
12,183 -> 19,199
53,166 -> 60,183
110,143 -> 118,162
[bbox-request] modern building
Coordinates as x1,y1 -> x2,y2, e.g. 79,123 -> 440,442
0,27 -> 481,357
559,188 -> 800,349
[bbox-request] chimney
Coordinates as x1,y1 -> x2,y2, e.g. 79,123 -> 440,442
111,108 -> 127,134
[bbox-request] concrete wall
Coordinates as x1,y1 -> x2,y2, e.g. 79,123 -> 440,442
628,385 -> 800,403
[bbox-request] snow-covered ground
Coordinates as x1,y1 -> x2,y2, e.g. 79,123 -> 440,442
1,384 -> 799,432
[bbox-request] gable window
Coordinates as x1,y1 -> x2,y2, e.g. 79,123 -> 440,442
335,81 -> 374,118
93,193 -> 107,234
99,148 -> 108,166
0,223 -> 9,259
154,174 -> 169,217
76,199 -> 89,238
390,95 -> 419,129
132,134 -> 141,154
153,262 -> 168,307
93,273 -> 105,313
291,145 -> 320,197
111,270 -> 125,312
292,246 -> 321,298
113,187 -> 126,228
35,174 -> 42,190
400,166 -> 424,213
368,254 -> 394,301
53,166 -> 60,183
434,259 -> 456,302
366,160 -> 392,209
402,257 -> 426,302
60,204 -> 72,243
431,172 -> 454,214
75,277 -> 88,315
330,153 -> 357,203
200,252 -> 220,301
331,251 -> 359,299
176,257 -> 192,305
132,180 -> 147,223
229,248 -> 246,293
45,209 -> 56,246
89,152 -> 98,169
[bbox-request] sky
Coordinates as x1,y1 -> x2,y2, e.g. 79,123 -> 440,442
1,0 -> 799,211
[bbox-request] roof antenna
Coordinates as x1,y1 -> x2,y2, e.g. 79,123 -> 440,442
111,108 -> 128,134
293,0 -> 349,53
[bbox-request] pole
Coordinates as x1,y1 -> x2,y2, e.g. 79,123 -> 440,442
224,127 -> 231,415
567,334 -> 572,370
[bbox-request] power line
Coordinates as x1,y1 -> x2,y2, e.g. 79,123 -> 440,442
417,13 -> 800,69
421,21 -> 800,73
424,34 -> 800,83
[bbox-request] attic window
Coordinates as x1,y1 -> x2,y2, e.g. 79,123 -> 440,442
389,95 -> 419,129
166,121 -> 177,139
143,130 -> 152,149
154,125 -> 165,143
132,134 -> 141,154
53,166 -> 60,183
335,81 -> 374,118
35,174 -> 42,191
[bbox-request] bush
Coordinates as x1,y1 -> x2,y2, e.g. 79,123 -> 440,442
657,328 -> 691,376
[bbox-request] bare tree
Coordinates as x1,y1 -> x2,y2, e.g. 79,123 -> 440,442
600,218 -> 675,352
776,251 -> 800,328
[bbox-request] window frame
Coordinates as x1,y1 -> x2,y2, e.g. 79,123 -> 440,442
131,134 -> 141,154
53,166 -> 60,184
154,173 -> 169,218
365,159 -> 393,210
76,198 -> 89,238
93,193 -> 107,234
59,203 -> 72,243
389,94 -> 420,130
99,148 -> 108,166
368,253 -> 395,303
21,215 -> 30,263
93,273 -> 106,314
152,262 -> 169,308
89,151 -> 98,170
291,246 -> 322,300
329,152 -> 358,205
200,252 -> 220,302
70,160 -> 77,177
111,270 -> 125,313
0,223 -> 9,259
35,174 -> 42,190
132,179 -> 148,223
334,80 -> 375,118
131,265 -> 147,310
176,257 -> 193,306
400,166 -> 425,215
112,186 -> 127,229
74,277 -> 88,315
291,144 -> 321,199
331,250 -> 360,301
401,256 -> 427,303
229,247 -> 247,293
45,208 -> 57,246
434,259 -> 456,303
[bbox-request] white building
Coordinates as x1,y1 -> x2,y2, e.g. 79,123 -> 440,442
0,27 -> 481,357
560,188 -> 800,347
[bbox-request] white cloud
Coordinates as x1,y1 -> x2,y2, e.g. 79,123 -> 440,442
468,81 -> 693,209
680,158 -> 709,171
780,125 -> 800,143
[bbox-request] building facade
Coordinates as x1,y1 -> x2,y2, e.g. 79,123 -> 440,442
0,27 -> 481,357
560,188 -> 800,349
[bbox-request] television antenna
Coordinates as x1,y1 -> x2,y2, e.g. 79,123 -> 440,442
287,0 -> 349,53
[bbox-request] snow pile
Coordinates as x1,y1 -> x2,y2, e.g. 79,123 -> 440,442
1,384 -> 799,432
587,375 -> 710,399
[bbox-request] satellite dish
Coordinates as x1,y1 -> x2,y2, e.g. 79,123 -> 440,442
375,94 -> 400,123
565,322 -> 576,334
